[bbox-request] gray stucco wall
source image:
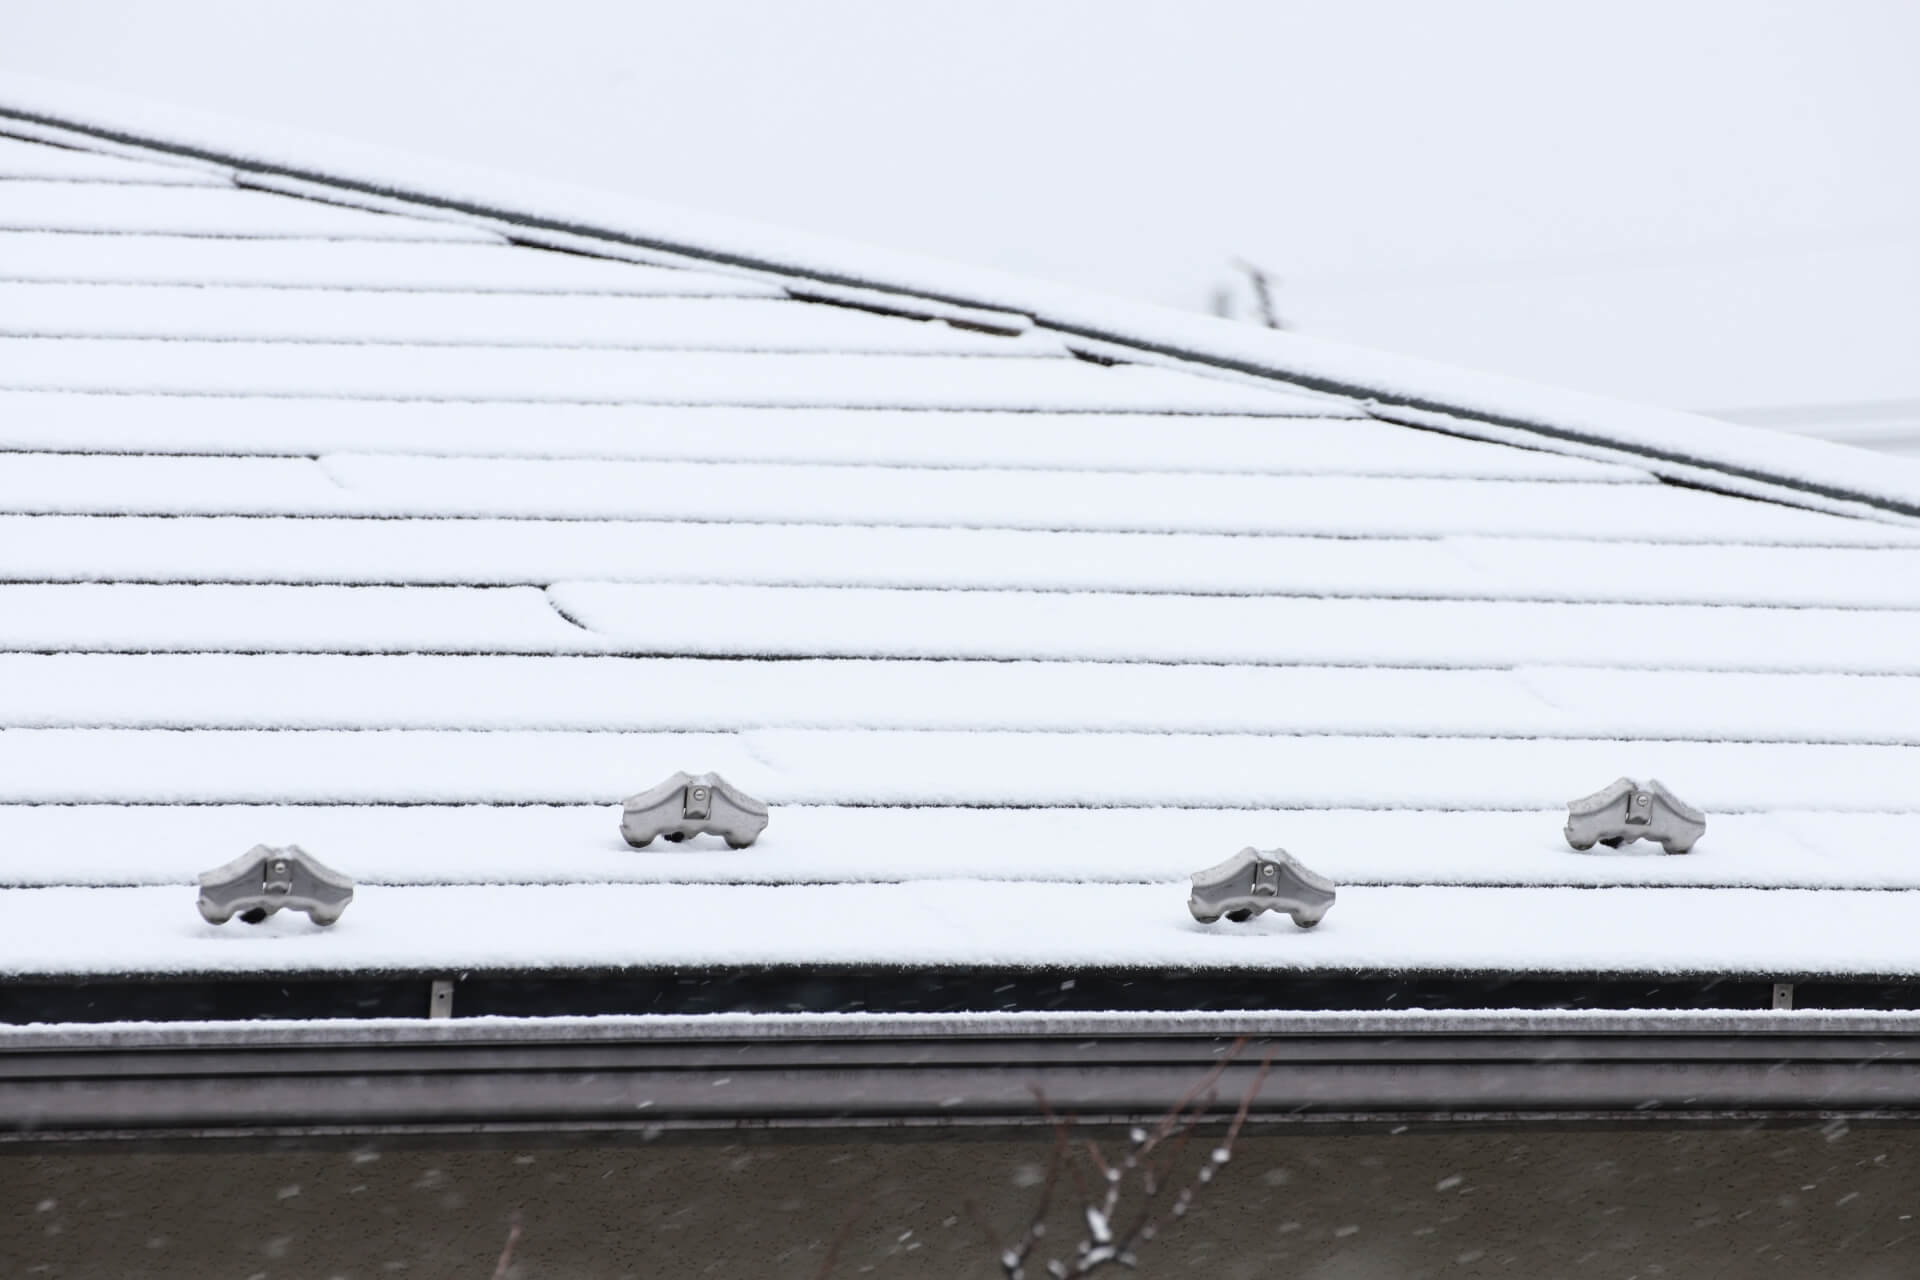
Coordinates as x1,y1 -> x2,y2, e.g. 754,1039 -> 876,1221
4,1124 -> 1918,1277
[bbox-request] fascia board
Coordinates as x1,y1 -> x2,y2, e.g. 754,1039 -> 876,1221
7,1009 -> 1920,1140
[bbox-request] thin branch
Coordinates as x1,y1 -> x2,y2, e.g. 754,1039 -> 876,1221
966,1196 -> 1006,1262
1004,1038 -> 1271,1276
998,1102 -> 1073,1279
489,1214 -> 523,1280
810,1198 -> 867,1280
1080,1138 -> 1114,1185
1126,1052 -> 1276,1254
1223,1053 -> 1276,1150
1142,1038 -> 1246,1152
1033,1088 -> 1097,1210
1115,1098 -> 1207,1254
1228,257 -> 1288,330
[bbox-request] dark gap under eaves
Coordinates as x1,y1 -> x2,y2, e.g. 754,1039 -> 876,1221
6,969 -> 1920,1024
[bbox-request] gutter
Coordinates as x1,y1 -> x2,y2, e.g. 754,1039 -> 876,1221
6,1011 -> 1920,1144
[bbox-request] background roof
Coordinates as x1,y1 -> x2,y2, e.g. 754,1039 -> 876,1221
6,0 -> 1918,454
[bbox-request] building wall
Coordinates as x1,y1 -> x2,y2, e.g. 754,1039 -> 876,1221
4,1123 -> 1917,1277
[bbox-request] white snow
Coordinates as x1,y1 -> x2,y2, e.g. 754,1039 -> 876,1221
0,584 -> 597,654
0,231 -> 782,293
24,448 -> 1920,547
0,337 -> 1332,412
0,727 -> 1914,811
13,516 -> 1920,610
1,880 -> 1916,978
555,584 -> 1920,672
0,134 -> 223,184
0,804 -> 1915,894
7,52 -> 1920,498
0,178 -> 499,241
10,73 -> 1914,519
25,398 -> 1648,479
316,455 -> 1910,546
7,655 -> 1920,750
0,84 -> 1917,991
9,576 -> 1916,674
0,282 -> 1060,354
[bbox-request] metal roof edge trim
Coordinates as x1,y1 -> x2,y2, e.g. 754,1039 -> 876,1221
9,1008 -> 1920,1051
8,1010 -> 1920,1136
4,74 -> 1920,521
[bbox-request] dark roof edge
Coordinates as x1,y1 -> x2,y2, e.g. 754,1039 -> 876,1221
11,1007 -> 1920,1049
7,1011 -> 1920,1140
4,77 -> 1920,524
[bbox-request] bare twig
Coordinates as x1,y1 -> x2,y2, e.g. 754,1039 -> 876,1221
1126,1052 -> 1276,1253
1081,1138 -> 1115,1185
1144,1038 -> 1246,1149
1033,1089 -> 1096,1210
489,1213 -> 523,1280
997,1039 -> 1272,1276
997,1103 -> 1072,1279
1227,257 -> 1289,330
810,1198 -> 868,1280
1223,1053 -> 1276,1150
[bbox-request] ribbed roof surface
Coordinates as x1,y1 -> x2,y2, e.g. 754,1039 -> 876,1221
2,124 -> 1918,989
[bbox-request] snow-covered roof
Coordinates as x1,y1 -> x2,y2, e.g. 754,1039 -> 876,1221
4,81 -> 1920,1016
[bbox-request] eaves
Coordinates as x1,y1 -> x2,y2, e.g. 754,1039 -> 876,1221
6,1011 -> 1920,1146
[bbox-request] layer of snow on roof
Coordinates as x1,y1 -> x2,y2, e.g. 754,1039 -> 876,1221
0,93 -> 1915,991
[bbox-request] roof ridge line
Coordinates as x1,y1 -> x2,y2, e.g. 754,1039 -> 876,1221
4,75 -> 1920,524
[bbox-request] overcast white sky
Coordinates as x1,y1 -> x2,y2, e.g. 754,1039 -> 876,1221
6,1 -> 1918,419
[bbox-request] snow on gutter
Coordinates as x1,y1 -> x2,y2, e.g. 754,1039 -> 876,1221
5,74 -> 1920,525
7,1009 -> 1920,1140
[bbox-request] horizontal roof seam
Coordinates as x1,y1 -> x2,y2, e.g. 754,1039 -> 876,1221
13,877 -> 1917,893
0,123 -> 234,175
0,278 -> 767,297
9,720 -> 1920,749
7,728 -> 1920,748
10,588 -> 1920,621
0,446 -> 1647,482
0,331 -> 1066,357
13,722 -> 1919,746
0,228 -> 503,244
4,650 -> 1911,677
0,175 -> 230,188
0,802 -> 1912,821
0,514 -> 1902,551
0,282 -> 885,300
23,651 -> 1920,677
13,577 -> 1920,609
0,386 -> 1311,413
9,510 -> 1914,551
0,801 -> 1882,815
